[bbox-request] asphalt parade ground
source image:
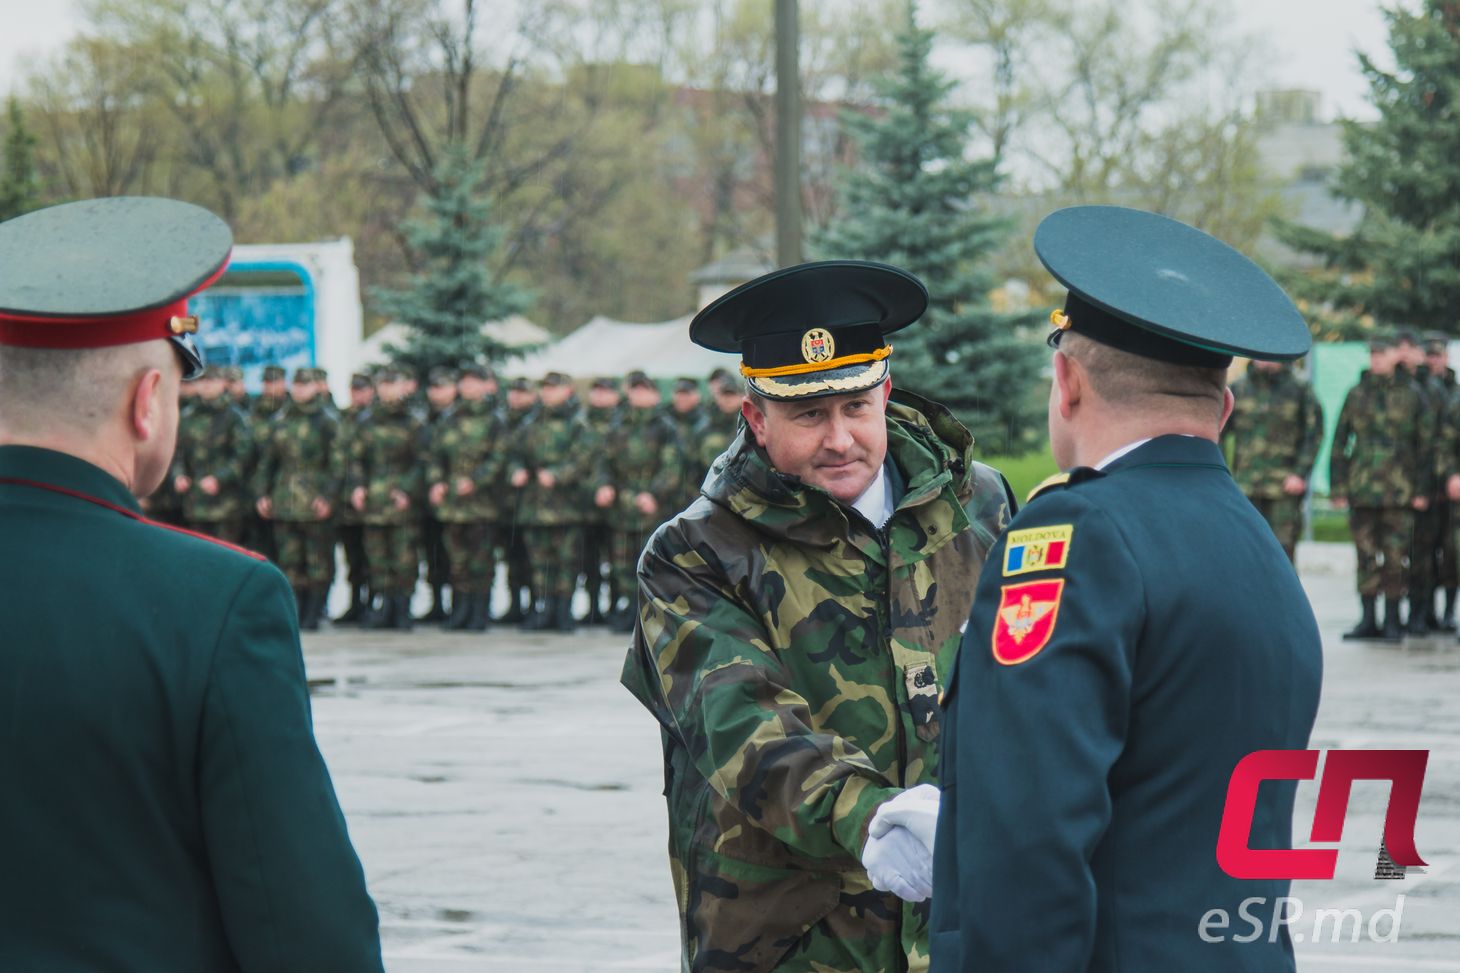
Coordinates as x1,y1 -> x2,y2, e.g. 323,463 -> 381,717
304,542 -> 1460,972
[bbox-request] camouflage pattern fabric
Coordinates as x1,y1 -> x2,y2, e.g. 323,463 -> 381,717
499,403 -> 540,613
597,405 -> 686,598
1246,496 -> 1304,562
582,402 -> 624,612
525,525 -> 585,600
335,404 -> 371,592
176,395 -> 253,525
668,405 -> 712,511
347,399 -> 427,527
1224,365 -> 1324,498
364,524 -> 419,596
1436,368 -> 1460,589
510,398 -> 594,527
1330,370 -> 1431,507
621,389 -> 1014,973
275,522 -> 336,588
427,397 -> 509,524
444,522 -> 494,595
256,396 -> 341,588
1351,507 -> 1414,599
698,408 -> 742,474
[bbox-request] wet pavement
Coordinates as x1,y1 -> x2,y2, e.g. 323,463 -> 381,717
305,541 -> 1460,972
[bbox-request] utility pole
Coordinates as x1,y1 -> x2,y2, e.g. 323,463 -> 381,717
774,0 -> 802,267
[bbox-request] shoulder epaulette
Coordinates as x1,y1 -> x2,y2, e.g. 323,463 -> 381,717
1027,467 -> 1104,503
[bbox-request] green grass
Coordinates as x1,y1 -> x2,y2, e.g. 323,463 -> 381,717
979,446 -> 1060,504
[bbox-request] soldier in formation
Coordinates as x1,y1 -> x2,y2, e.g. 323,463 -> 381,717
1223,357 -> 1324,563
1330,332 -> 1432,642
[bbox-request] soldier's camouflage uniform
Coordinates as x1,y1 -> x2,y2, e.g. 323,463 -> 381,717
581,400 -> 625,618
1330,369 -> 1430,599
698,406 -> 743,475
499,400 -> 539,617
422,402 -> 454,611
1223,364 -> 1324,561
427,397 -> 509,598
1412,365 -> 1457,622
1431,367 -> 1460,602
256,395 -> 341,591
622,391 -> 1015,973
594,404 -> 684,618
509,397 -> 593,605
347,399 -> 427,599
668,403 -> 712,514
176,393 -> 254,543
245,391 -> 287,559
335,401 -> 372,609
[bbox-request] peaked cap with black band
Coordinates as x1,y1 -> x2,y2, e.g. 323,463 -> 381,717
1035,206 -> 1311,367
0,197 -> 233,381
689,260 -> 928,400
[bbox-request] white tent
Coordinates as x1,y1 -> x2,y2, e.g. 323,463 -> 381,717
502,315 -> 727,380
359,315 -> 550,367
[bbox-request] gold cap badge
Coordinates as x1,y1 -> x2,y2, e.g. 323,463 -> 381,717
801,328 -> 835,364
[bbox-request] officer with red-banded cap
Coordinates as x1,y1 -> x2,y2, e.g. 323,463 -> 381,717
0,197 -> 383,971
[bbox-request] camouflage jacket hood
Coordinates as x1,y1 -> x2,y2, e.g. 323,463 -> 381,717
623,389 -> 1013,973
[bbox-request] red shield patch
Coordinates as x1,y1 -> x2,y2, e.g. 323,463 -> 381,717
991,578 -> 1065,666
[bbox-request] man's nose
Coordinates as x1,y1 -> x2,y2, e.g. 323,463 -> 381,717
823,415 -> 854,453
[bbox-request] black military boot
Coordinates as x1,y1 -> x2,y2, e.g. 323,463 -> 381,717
467,593 -> 492,632
1407,589 -> 1431,636
609,600 -> 637,634
335,584 -> 366,625
445,591 -> 473,631
393,594 -> 414,631
1382,596 -> 1404,643
365,592 -> 395,630
553,596 -> 576,634
520,598 -> 551,631
300,588 -> 326,632
1342,596 -> 1380,640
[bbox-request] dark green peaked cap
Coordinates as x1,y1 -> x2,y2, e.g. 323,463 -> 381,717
0,196 -> 232,380
689,260 -> 927,400
1035,206 -> 1311,366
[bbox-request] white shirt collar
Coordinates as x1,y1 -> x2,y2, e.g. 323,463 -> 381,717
1092,438 -> 1152,471
850,462 -> 894,529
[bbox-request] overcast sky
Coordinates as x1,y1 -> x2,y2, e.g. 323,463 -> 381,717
0,0 -> 1397,120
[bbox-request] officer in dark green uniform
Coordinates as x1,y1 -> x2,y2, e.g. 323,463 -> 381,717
0,197 -> 382,970
931,207 -> 1323,972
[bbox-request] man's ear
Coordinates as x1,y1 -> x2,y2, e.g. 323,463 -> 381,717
1218,386 -> 1236,430
131,367 -> 164,442
1052,350 -> 1081,420
742,394 -> 769,448
880,377 -> 892,405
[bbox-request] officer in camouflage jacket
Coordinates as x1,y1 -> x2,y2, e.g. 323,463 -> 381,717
175,365 -> 253,543
1331,333 -> 1431,641
1223,359 -> 1324,562
621,262 -> 1014,973
256,367 -> 340,630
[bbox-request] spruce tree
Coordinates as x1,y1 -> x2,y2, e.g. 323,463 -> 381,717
373,146 -> 533,375
0,98 -> 40,223
817,0 -> 1044,454
1273,1 -> 1460,333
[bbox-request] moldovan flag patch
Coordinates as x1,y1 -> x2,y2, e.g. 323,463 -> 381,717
1002,524 -> 1073,576
992,578 -> 1065,665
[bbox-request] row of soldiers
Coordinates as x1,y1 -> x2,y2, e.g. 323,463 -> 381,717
1224,328 -> 1460,642
138,362 -> 748,634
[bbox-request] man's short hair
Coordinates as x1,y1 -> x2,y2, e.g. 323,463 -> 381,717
0,343 -> 169,436
1059,332 -> 1226,416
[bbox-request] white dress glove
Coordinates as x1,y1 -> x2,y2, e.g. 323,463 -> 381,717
860,784 -> 942,902
868,782 -> 940,852
862,822 -> 934,902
